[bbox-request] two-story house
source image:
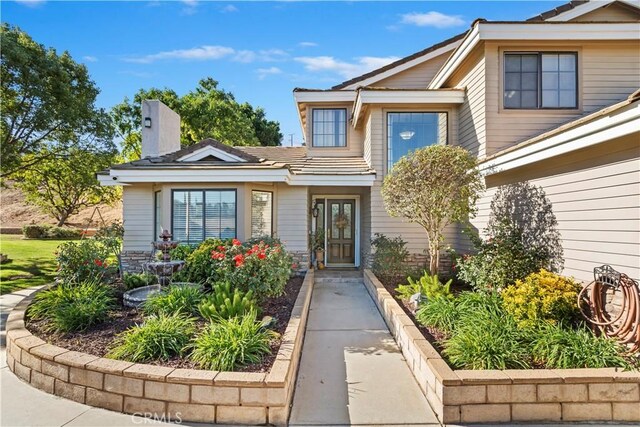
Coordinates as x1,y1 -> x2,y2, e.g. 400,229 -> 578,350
101,0 -> 640,283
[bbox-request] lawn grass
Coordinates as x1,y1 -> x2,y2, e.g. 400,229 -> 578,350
0,234 -> 71,294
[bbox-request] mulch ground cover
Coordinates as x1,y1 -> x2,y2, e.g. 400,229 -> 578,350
27,276 -> 304,372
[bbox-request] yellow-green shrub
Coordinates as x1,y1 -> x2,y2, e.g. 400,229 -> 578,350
502,269 -> 580,328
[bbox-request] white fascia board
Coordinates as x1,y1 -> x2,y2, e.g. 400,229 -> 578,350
177,146 -> 246,162
479,101 -> 640,175
341,41 -> 462,90
98,174 -> 125,186
106,168 -> 290,184
546,0 -> 640,21
352,90 -> 465,127
429,22 -> 640,89
479,22 -> 640,40
293,91 -> 357,104
429,26 -> 480,89
288,174 -> 376,186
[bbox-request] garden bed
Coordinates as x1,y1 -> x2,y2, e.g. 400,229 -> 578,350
6,270 -> 314,426
26,276 -> 304,372
363,269 -> 640,424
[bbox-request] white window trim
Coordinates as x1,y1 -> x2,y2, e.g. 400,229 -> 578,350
310,107 -> 348,148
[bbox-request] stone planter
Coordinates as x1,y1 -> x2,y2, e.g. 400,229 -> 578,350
362,269 -> 640,424
5,270 -> 315,426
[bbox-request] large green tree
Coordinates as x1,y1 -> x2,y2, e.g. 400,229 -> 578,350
0,24 -> 113,178
381,145 -> 484,274
112,78 -> 282,161
16,148 -> 119,226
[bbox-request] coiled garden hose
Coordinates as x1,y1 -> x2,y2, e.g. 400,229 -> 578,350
578,265 -> 640,353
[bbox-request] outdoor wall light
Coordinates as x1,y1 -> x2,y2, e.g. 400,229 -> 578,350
312,201 -> 319,218
144,117 -> 152,128
399,130 -> 415,140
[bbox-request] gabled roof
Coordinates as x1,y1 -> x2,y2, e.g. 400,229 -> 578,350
527,0 -> 590,21
330,32 -> 467,90
528,0 -> 640,22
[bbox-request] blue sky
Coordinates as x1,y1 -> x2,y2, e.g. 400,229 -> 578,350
3,0 -> 567,145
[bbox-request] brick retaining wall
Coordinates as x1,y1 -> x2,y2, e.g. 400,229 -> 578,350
5,270 -> 314,425
362,269 -> 640,424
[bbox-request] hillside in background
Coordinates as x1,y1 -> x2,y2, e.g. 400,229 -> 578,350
1,183 -> 122,229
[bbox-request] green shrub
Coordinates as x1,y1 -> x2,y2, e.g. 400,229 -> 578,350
107,314 -> 195,362
443,304 -> 532,370
123,272 -> 157,290
191,310 -> 276,371
178,238 -> 292,298
502,269 -> 580,328
532,323 -> 631,369
199,282 -> 257,320
142,284 -> 203,317
28,280 -> 115,333
370,233 -> 410,282
22,224 -> 52,239
56,239 -> 114,283
396,271 -> 452,301
170,244 -> 195,262
456,222 -> 547,292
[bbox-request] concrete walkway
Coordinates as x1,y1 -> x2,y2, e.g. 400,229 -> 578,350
289,273 -> 440,426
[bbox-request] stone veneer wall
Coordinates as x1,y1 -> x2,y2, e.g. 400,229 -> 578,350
121,250 -> 153,273
362,269 -> 640,424
5,270 -> 315,426
289,250 -> 309,276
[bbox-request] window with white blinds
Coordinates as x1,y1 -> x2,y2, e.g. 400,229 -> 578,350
251,190 -> 273,238
172,190 -> 236,244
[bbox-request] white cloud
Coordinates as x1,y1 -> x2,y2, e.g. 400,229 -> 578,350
83,56 -> 98,63
181,0 -> 198,6
400,11 -> 466,28
233,48 -> 288,63
14,0 -> 46,7
181,0 -> 198,15
221,4 -> 238,13
294,55 -> 400,79
298,42 -> 318,47
256,66 -> 282,80
123,45 -> 235,64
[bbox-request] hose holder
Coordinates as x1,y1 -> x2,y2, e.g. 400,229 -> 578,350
593,264 -> 622,290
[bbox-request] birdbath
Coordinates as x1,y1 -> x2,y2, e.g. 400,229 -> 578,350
122,230 -> 186,308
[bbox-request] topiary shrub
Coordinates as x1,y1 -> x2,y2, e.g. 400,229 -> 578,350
22,224 -> 52,239
191,310 -> 276,371
502,269 -> 581,328
107,314 -> 195,362
142,284 -> 203,317
199,281 -> 257,321
28,280 -> 115,333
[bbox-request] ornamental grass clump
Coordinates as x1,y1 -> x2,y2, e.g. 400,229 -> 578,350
396,271 -> 453,301
502,269 -> 581,328
142,283 -> 203,317
531,323 -> 631,369
28,280 -> 115,333
191,310 -> 277,371
107,313 -> 196,362
199,281 -> 257,321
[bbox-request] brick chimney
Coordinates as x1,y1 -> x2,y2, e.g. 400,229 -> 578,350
141,100 -> 181,158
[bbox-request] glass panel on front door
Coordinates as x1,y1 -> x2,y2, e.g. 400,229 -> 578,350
327,199 -> 355,264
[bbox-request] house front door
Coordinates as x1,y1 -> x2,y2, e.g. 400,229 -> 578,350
326,199 -> 355,265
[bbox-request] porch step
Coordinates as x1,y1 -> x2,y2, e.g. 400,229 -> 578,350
314,277 -> 364,285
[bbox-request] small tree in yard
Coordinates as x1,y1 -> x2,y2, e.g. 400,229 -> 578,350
382,145 -> 483,275
16,148 -> 118,226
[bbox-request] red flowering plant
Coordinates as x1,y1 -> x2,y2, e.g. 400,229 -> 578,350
175,237 -> 293,299
56,239 -> 114,284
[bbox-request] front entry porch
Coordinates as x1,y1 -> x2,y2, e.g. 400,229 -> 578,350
311,191 -> 368,269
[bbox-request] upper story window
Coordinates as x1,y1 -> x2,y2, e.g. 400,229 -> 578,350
312,108 -> 346,147
504,52 -> 578,109
172,189 -> 236,244
387,112 -> 447,171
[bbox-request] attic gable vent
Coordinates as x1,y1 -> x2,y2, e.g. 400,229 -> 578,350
177,145 -> 248,163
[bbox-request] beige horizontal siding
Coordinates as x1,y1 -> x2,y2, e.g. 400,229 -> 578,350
305,103 -> 364,158
123,184 -> 154,252
374,51 -> 452,89
276,184 -> 308,252
471,133 -> 640,283
484,40 -> 640,156
572,3 -> 640,22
